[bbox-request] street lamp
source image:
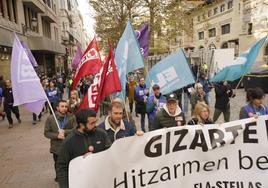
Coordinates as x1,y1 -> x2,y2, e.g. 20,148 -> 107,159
31,17 -> 38,28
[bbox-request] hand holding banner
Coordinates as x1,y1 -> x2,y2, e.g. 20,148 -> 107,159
69,115 -> 268,188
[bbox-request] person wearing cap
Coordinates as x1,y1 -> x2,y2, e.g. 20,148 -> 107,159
134,77 -> 149,132
146,84 -> 166,131
57,109 -> 111,188
98,100 -> 140,143
151,93 -> 186,131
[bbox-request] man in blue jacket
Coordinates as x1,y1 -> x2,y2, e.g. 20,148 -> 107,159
134,77 -> 149,132
146,84 -> 166,131
98,100 -> 136,143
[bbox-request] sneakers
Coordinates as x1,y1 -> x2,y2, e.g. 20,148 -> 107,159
32,121 -> 37,125
18,119 -> 22,124
8,124 -> 13,129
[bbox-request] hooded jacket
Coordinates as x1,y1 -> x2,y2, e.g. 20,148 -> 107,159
57,128 -> 111,188
151,104 -> 185,131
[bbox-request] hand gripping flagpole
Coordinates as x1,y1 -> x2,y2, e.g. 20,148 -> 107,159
45,96 -> 60,130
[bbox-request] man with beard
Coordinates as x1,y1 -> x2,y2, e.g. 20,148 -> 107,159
44,100 -> 76,182
98,100 -> 137,143
146,84 -> 166,131
57,109 -> 111,188
151,93 -> 186,130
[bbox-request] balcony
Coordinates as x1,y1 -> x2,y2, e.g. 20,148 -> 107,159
40,6 -> 57,23
27,36 -> 65,54
22,0 -> 45,13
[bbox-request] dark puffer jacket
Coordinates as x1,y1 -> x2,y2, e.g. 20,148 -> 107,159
151,104 -> 185,131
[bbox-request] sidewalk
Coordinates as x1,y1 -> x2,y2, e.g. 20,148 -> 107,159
0,108 -> 57,188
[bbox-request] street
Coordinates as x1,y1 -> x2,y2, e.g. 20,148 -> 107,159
0,88 -> 267,187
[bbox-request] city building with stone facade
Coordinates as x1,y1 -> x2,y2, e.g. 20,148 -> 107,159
0,0 -> 88,79
59,0 -> 89,70
171,0 -> 268,66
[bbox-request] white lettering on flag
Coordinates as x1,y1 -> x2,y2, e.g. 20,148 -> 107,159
156,66 -> 178,88
17,46 -> 38,83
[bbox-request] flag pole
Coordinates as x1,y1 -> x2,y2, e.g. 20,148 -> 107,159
120,91 -> 130,124
45,97 -> 60,130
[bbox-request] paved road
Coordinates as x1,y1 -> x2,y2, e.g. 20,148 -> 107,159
0,89 -> 267,187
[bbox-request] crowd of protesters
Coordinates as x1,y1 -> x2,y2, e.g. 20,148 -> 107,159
0,68 -> 268,188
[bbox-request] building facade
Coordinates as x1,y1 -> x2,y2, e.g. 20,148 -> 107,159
0,0 -> 89,79
0,0 -> 67,78
174,0 -> 268,65
59,0 -> 89,70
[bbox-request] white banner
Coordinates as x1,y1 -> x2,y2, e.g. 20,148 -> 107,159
69,115 -> 268,188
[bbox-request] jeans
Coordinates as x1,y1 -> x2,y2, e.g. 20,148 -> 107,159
213,104 -> 230,122
53,153 -> 58,180
33,113 -> 42,121
140,113 -> 146,132
4,104 -> 20,124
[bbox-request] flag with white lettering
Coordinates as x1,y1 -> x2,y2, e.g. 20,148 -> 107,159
99,44 -> 121,101
72,37 -> 102,89
146,49 -> 195,95
78,68 -> 103,112
11,33 -> 46,115
136,23 -> 149,57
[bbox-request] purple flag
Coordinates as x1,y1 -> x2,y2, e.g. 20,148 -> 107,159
136,24 -> 149,57
11,33 -> 47,115
71,45 -> 83,69
20,41 -> 38,67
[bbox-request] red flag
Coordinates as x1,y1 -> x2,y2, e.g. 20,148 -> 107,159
78,44 -> 121,112
72,37 -> 102,89
99,45 -> 121,101
78,69 -> 103,112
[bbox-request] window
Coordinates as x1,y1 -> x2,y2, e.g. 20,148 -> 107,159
54,27 -> 58,41
214,7 -> 218,15
67,0 -> 71,11
228,1 -> 233,9
42,19 -> 51,38
265,43 -> 268,55
60,0 -> 66,9
0,0 -> 3,17
209,28 -> 216,37
23,5 -> 38,33
3,0 -> 17,23
208,10 -> 212,17
248,23 -> 252,35
221,24 -> 230,35
198,31 -> 204,40
220,4 -> 225,12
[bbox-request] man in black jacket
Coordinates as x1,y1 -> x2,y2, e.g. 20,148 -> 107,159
152,93 -> 186,131
2,80 -> 21,128
57,109 -> 111,188
213,81 -> 235,122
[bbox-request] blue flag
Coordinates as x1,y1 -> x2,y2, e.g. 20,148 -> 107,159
211,36 -> 267,82
115,20 -> 144,97
146,49 -> 195,95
